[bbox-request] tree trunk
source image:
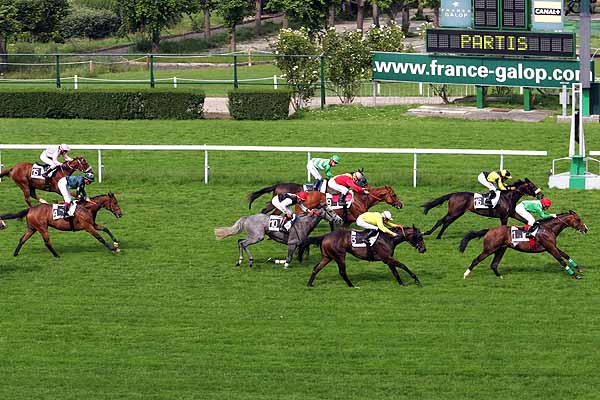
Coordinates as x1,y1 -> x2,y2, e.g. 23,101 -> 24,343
433,7 -> 440,27
372,3 -> 380,27
0,35 -> 7,74
230,26 -> 237,52
204,6 -> 211,39
416,4 -> 424,19
282,11 -> 289,29
328,3 -> 336,28
151,29 -> 160,52
255,0 -> 262,33
356,0 -> 365,31
401,6 -> 410,33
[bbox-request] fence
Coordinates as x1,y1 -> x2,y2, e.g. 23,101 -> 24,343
0,144 -> 547,187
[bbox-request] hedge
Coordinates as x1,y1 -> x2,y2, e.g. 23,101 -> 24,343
0,89 -> 205,120
61,7 -> 121,39
228,89 -> 292,120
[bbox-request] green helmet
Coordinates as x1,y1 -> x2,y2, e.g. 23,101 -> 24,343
330,154 -> 341,164
84,172 -> 95,182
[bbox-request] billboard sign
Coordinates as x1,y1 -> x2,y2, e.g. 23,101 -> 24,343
532,0 -> 563,31
440,0 -> 472,27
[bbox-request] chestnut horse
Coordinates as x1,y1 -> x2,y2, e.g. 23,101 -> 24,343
0,157 -> 92,207
249,183 -> 403,223
0,193 -> 122,257
458,211 -> 588,280
422,179 -> 543,239
307,225 -> 426,288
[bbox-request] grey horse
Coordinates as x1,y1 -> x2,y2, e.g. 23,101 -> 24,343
215,205 -> 343,268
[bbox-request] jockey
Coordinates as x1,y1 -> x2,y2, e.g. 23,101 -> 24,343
515,198 -> 556,236
271,191 -> 309,232
356,210 -> 402,244
40,144 -> 73,177
57,172 -> 94,216
477,169 -> 512,206
328,171 -> 369,207
307,154 -> 340,190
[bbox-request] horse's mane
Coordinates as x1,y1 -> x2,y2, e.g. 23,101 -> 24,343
540,210 -> 577,223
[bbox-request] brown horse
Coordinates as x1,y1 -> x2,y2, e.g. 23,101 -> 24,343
422,179 -> 544,239
0,193 -> 122,257
0,157 -> 92,207
249,183 -> 403,223
307,225 -> 426,288
458,211 -> 588,280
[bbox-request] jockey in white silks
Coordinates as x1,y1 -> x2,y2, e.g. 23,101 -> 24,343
40,144 -> 73,177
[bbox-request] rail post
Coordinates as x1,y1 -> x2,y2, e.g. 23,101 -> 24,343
74,75 -> 78,90
320,55 -> 326,110
307,152 -> 311,181
413,152 -> 417,188
499,152 -> 504,171
149,54 -> 155,88
233,55 -> 239,89
0,150 -> 3,182
98,149 -> 103,183
55,54 -> 61,88
204,145 -> 209,184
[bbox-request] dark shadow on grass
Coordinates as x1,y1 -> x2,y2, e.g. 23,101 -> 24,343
0,263 -> 43,276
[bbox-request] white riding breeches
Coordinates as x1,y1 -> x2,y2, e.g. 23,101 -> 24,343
328,179 -> 349,195
271,197 -> 293,216
307,161 -> 322,180
356,215 -> 378,230
478,172 -> 497,191
515,203 -> 536,226
40,151 -> 60,167
57,178 -> 72,203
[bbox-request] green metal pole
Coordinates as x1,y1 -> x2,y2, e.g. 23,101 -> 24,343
476,86 -> 485,109
320,55 -> 326,111
233,55 -> 239,89
149,54 -> 155,88
55,54 -> 61,89
523,88 -> 532,111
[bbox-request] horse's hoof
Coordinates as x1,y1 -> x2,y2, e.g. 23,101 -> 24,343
113,242 -> 120,248
574,274 -> 583,280
114,248 -> 121,254
415,280 -> 422,286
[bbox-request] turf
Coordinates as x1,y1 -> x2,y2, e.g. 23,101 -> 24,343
0,107 -> 599,399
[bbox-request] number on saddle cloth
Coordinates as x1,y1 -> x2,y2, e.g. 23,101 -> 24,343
31,163 -> 46,180
474,191 -> 500,209
351,230 -> 379,248
52,204 -> 68,220
326,191 -> 354,209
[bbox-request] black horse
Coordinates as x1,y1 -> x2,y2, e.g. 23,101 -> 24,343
423,178 -> 543,239
307,225 -> 426,288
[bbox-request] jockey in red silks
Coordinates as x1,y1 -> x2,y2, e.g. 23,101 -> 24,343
328,171 -> 369,207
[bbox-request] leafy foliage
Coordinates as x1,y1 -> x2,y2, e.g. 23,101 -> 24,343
228,88 -> 291,119
265,0 -> 330,32
271,28 -> 321,110
61,7 -> 121,39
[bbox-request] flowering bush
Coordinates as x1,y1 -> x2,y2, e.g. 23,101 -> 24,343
271,28 -> 321,110
366,21 -> 406,53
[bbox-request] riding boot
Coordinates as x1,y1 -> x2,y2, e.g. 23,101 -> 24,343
486,190 -> 496,207
364,229 -> 377,260
526,223 -> 538,238
313,179 -> 322,191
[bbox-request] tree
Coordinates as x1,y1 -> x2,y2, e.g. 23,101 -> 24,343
215,0 -> 254,51
0,0 -> 20,73
255,0 -> 262,33
265,0 -> 329,32
14,0 -> 70,42
199,0 -> 216,39
116,0 -> 187,50
420,0 -> 440,26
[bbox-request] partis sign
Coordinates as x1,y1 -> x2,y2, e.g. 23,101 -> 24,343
532,0 -> 563,31
440,0 -> 472,28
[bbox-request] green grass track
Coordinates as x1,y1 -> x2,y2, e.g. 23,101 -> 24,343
0,106 -> 599,399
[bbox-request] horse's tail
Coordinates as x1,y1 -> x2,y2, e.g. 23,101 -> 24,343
297,235 -> 326,262
0,167 -> 12,178
422,193 -> 454,215
214,217 -> 246,240
0,208 -> 29,221
458,229 -> 489,253
248,184 -> 279,209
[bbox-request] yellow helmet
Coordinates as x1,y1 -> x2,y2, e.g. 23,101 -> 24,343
500,169 -> 512,179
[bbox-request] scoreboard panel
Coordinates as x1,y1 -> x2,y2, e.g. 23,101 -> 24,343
426,28 -> 575,58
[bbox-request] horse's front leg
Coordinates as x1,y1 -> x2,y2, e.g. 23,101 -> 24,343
547,245 -> 582,279
84,226 -> 117,253
95,224 -> 120,251
382,256 -> 419,286
557,249 -> 583,273
284,244 -> 297,269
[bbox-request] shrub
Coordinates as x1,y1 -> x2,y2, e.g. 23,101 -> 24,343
61,7 -> 121,39
0,89 -> 205,120
228,89 -> 291,120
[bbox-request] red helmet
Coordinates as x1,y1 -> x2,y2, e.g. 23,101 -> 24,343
541,198 -> 551,207
296,192 -> 308,201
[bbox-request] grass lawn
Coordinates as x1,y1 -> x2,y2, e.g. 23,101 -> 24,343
0,107 -> 599,399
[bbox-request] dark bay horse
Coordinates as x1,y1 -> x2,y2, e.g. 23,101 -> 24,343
307,225 -> 426,288
0,193 -> 122,257
459,211 -> 588,280
0,157 -> 92,207
422,179 -> 543,239
215,205 -> 343,269
249,183 -> 404,223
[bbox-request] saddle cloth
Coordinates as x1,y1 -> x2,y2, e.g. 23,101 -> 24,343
31,163 -> 46,180
303,180 -> 327,193
52,203 -> 76,220
326,191 -> 354,210
351,230 -> 379,248
510,226 -> 538,247
268,215 -> 284,231
474,191 -> 501,209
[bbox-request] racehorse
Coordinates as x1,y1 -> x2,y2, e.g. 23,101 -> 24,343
458,211 -> 588,280
0,157 -> 92,207
249,183 -> 404,224
214,204 -> 343,269
422,179 -> 543,239
306,225 -> 426,288
0,193 -> 122,257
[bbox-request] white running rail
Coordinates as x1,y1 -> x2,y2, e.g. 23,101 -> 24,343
0,144 -> 547,187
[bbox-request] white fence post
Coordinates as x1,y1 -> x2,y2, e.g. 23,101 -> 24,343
307,152 -> 311,182
419,82 -> 423,96
274,75 -> 278,90
173,77 -> 177,88
204,146 -> 209,184
0,150 -> 3,182
373,81 -> 377,105
413,152 -> 418,188
74,75 -> 78,90
499,152 -> 504,171
97,149 -> 103,183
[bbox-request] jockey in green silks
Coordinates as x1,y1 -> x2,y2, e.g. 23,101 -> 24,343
306,155 -> 340,190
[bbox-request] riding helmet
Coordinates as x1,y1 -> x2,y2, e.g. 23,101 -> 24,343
541,198 -> 552,207
330,154 -> 341,164
84,172 -> 95,182
296,191 -> 308,201
501,169 -> 512,179
59,143 -> 71,152
382,210 -> 393,220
